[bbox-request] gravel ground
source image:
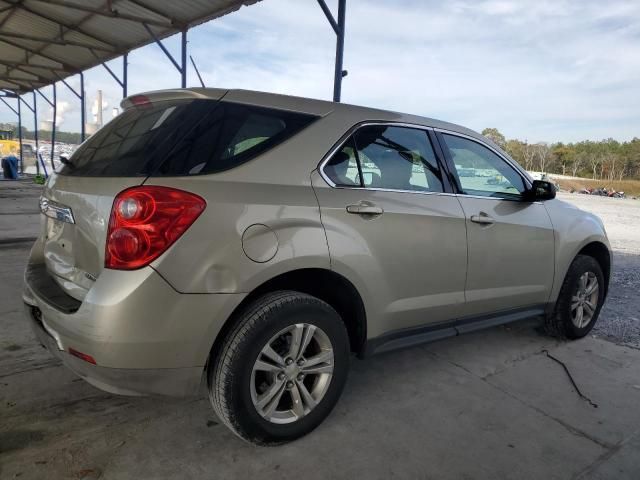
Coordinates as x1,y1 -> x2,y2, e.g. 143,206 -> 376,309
557,192 -> 640,348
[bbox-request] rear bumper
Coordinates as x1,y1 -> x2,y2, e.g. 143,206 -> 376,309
26,305 -> 203,396
23,264 -> 245,397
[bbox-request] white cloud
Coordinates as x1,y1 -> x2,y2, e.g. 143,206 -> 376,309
1,0 -> 639,143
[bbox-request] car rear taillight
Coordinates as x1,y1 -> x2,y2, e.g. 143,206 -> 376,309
129,94 -> 152,108
105,186 -> 206,270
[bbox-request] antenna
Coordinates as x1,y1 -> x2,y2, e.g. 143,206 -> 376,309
190,56 -> 206,88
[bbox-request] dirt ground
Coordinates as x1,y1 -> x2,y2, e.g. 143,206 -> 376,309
1,182 -> 640,480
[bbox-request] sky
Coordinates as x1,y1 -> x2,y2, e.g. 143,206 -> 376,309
1,0 -> 639,143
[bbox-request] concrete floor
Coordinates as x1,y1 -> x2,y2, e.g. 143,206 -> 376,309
1,181 -> 640,479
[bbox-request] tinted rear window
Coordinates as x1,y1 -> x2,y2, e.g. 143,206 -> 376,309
61,99 -> 317,176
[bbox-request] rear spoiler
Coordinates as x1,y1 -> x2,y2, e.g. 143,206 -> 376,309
120,88 -> 228,110
121,88 -> 336,117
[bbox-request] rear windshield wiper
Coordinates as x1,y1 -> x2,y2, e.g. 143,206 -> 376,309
59,155 -> 74,169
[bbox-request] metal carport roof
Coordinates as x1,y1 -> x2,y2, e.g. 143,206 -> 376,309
0,0 -> 347,176
0,0 -> 261,93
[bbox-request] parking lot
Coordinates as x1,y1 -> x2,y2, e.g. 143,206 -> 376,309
1,181 -> 640,479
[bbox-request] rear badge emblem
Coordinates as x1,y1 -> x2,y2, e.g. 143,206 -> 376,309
39,197 -> 76,225
85,272 -> 97,282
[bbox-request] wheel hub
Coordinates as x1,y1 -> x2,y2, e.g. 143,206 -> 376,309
283,361 -> 302,380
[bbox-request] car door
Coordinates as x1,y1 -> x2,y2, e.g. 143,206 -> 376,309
436,131 -> 555,317
312,124 -> 468,339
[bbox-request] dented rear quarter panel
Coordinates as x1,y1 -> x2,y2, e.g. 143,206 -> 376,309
144,113 -> 353,294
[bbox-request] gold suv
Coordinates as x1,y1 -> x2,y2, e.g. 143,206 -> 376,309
24,88 -> 611,444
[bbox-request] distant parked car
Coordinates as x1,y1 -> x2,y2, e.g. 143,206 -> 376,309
456,166 -> 475,177
24,88 -> 611,444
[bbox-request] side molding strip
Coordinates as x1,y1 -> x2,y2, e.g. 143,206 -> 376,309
365,305 -> 547,356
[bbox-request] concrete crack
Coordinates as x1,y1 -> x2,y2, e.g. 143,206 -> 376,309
543,349 -> 598,408
429,350 -> 611,450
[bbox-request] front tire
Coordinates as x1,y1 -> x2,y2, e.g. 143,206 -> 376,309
208,291 -> 350,445
545,255 -> 605,339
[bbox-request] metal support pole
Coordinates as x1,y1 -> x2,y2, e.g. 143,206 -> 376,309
51,84 -> 57,170
143,24 -> 187,87
190,56 -> 205,88
36,88 -> 57,170
181,30 -> 187,88
17,95 -> 23,173
33,91 -> 39,175
333,0 -> 346,102
56,71 -> 86,142
80,72 -> 86,142
123,53 -> 128,98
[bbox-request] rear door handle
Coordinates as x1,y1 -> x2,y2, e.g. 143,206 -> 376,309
346,203 -> 384,215
470,213 -> 495,225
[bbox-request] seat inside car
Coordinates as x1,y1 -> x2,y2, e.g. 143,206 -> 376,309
324,151 -> 355,186
371,150 -> 412,190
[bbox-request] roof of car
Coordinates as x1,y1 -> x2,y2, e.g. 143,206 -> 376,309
122,87 -> 495,150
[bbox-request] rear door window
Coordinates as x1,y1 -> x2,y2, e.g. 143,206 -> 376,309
354,125 -> 444,192
61,100 -> 317,177
322,125 -> 445,192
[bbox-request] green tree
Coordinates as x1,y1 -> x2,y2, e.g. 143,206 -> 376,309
552,144 -> 573,176
481,128 -> 506,149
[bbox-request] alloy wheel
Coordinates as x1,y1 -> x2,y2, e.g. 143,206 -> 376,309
250,323 -> 334,424
571,271 -> 599,328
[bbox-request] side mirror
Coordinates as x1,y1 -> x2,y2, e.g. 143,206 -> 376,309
526,180 -> 556,201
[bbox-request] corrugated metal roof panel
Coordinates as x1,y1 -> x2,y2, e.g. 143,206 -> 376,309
0,0 -> 262,93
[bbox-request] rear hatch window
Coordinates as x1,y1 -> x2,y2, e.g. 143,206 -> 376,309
61,99 -> 317,177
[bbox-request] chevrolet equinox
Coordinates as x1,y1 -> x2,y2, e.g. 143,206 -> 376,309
24,88 -> 611,444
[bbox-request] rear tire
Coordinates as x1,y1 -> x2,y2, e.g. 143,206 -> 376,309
545,255 -> 605,339
208,291 -> 350,445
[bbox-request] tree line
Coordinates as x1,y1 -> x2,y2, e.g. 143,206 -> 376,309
482,128 -> 640,181
0,123 -> 84,145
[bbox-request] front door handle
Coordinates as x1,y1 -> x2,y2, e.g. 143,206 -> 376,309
346,203 -> 384,215
470,213 -> 495,225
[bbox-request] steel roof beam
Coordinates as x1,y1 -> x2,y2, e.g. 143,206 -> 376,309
126,0 -> 183,27
35,86 -> 54,107
99,58 -> 124,88
0,72 -> 45,83
55,71 -> 85,141
28,0 -> 173,28
0,60 -> 53,79
0,4 -> 17,14
0,3 -> 101,80
142,23 -> 183,73
0,2 -> 20,29
0,89 -> 19,97
0,31 -> 116,52
0,60 -> 72,72
316,0 -> 347,102
0,96 -> 19,115
36,84 -> 57,170
0,80 -> 21,89
0,38 -> 73,69
54,72 -> 80,98
10,2 -> 116,48
0,77 -> 38,89
17,94 -> 34,113
316,0 -> 339,35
